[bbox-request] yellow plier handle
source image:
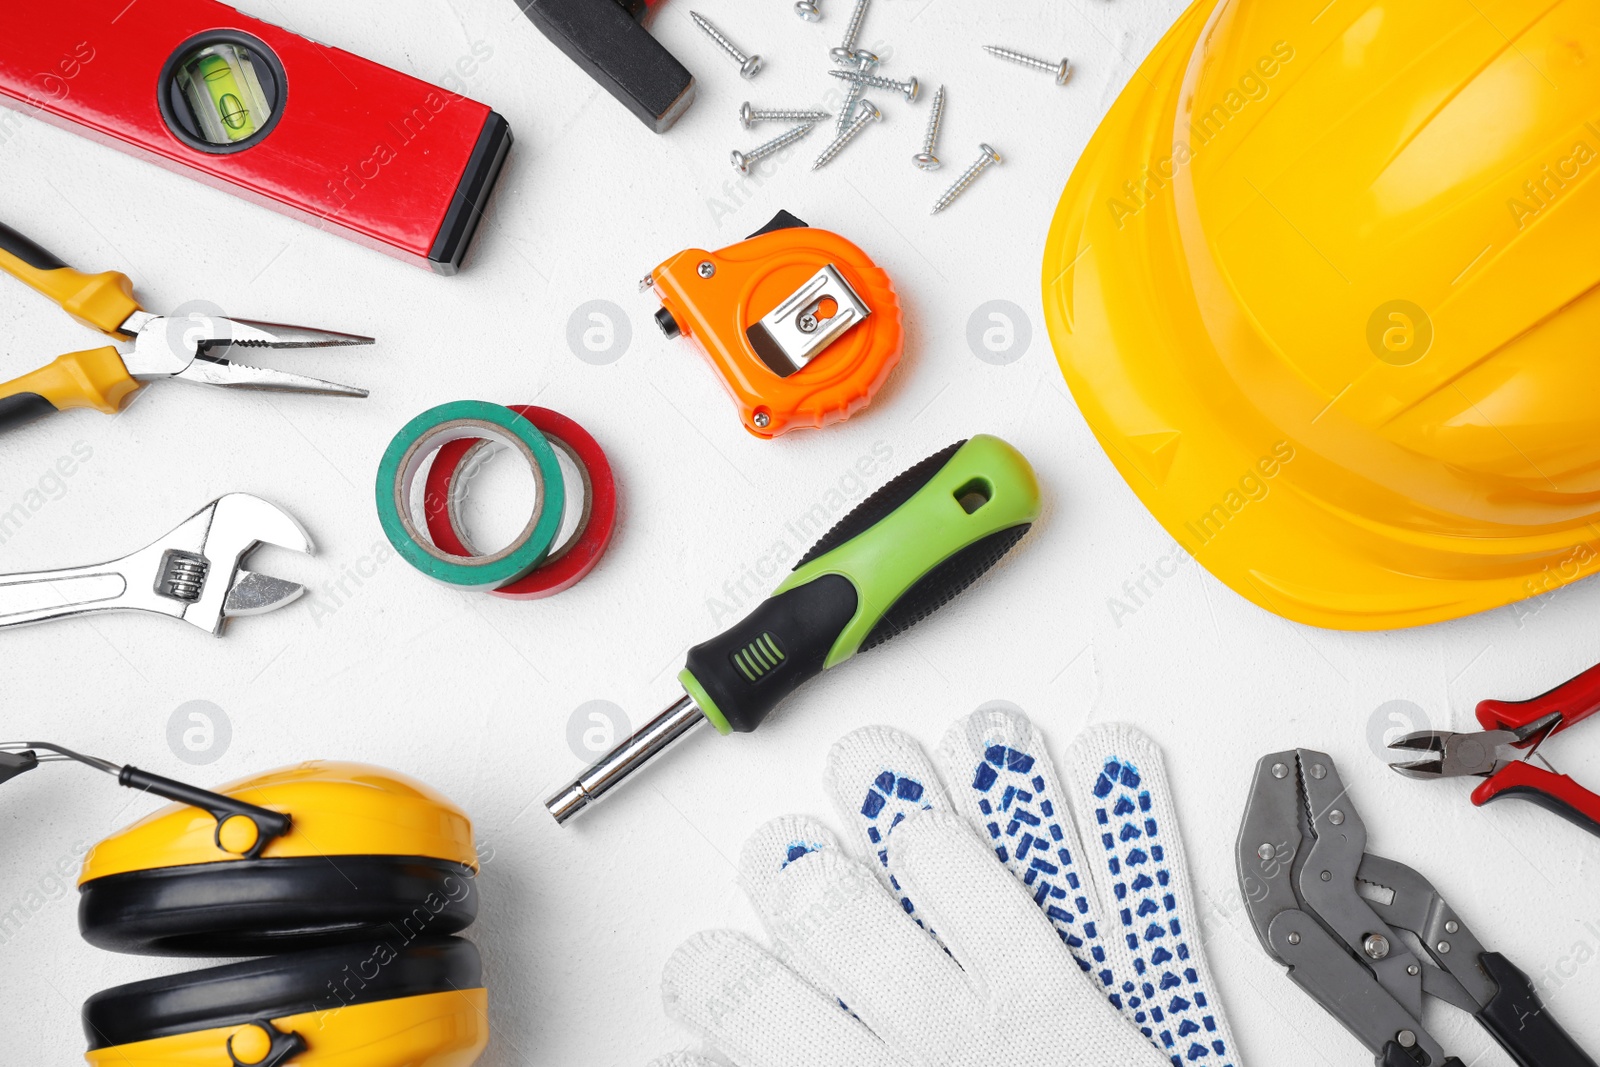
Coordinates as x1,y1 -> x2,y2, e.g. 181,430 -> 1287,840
0,222 -> 144,433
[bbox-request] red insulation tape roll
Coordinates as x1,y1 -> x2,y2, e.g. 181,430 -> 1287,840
424,406 -> 616,599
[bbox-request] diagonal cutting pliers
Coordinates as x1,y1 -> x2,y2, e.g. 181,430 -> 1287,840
1389,660 -> 1600,838
0,221 -> 370,434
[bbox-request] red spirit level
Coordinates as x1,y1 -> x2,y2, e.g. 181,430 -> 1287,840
0,2 -> 512,275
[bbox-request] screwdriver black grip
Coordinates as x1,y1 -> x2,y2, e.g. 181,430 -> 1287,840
679,436 -> 1040,735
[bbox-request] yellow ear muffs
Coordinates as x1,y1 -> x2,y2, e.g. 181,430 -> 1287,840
0,747 -> 490,1066
82,936 -> 487,1067
77,761 -> 480,956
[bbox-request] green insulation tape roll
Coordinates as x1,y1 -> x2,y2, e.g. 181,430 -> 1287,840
376,401 -> 566,590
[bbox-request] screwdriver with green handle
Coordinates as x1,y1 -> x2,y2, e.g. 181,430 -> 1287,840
545,434 -> 1041,824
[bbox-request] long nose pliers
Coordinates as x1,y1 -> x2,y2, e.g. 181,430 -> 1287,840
1389,660 -> 1600,837
0,221 -> 369,434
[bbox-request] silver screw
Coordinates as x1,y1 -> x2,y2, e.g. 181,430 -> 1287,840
984,45 -> 1070,85
1363,934 -> 1391,960
835,55 -> 876,135
753,411 -> 771,428
794,0 -> 821,21
829,0 -> 871,63
914,84 -> 946,170
931,143 -> 1001,214
697,261 -> 716,278
730,122 -> 815,174
813,99 -> 882,169
740,102 -> 830,129
1271,762 -> 1289,779
691,12 -> 763,79
830,68 -> 918,102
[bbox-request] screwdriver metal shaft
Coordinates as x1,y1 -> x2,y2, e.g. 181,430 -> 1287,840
547,696 -> 708,824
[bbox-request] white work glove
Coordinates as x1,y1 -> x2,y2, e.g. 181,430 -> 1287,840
648,703 -> 1242,1067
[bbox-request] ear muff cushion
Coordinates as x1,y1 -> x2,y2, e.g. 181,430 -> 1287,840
82,935 -> 481,1051
79,855 -> 477,956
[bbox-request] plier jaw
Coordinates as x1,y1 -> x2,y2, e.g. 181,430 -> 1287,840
1385,660 -> 1600,838
121,312 -> 371,396
1386,712 -> 1561,779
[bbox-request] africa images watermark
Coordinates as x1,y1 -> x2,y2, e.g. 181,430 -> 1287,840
312,844 -> 488,1029
0,840 -> 93,948
1512,539 -> 1600,629
323,40 -> 495,215
1107,40 -> 1296,230
1106,441 -> 1295,626
0,39 -> 96,149
706,440 -> 895,626
0,441 -> 96,546
1507,124 -> 1600,230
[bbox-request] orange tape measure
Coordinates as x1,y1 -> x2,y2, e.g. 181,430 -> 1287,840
646,211 -> 903,438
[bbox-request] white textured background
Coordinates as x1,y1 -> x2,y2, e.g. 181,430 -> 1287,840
2,1 -> 1598,1065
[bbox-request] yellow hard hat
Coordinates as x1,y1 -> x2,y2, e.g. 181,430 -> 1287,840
1043,0 -> 1600,629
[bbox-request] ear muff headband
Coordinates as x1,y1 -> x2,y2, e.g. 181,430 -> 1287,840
83,936 -> 482,1051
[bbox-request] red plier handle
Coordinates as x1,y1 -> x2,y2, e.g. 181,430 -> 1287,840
1473,661 -> 1600,837
1476,659 -> 1600,737
1471,762 -> 1600,837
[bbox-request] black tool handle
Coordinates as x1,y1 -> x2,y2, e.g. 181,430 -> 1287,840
1476,760 -> 1600,839
0,393 -> 59,433
1475,952 -> 1597,1067
0,220 -> 69,270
